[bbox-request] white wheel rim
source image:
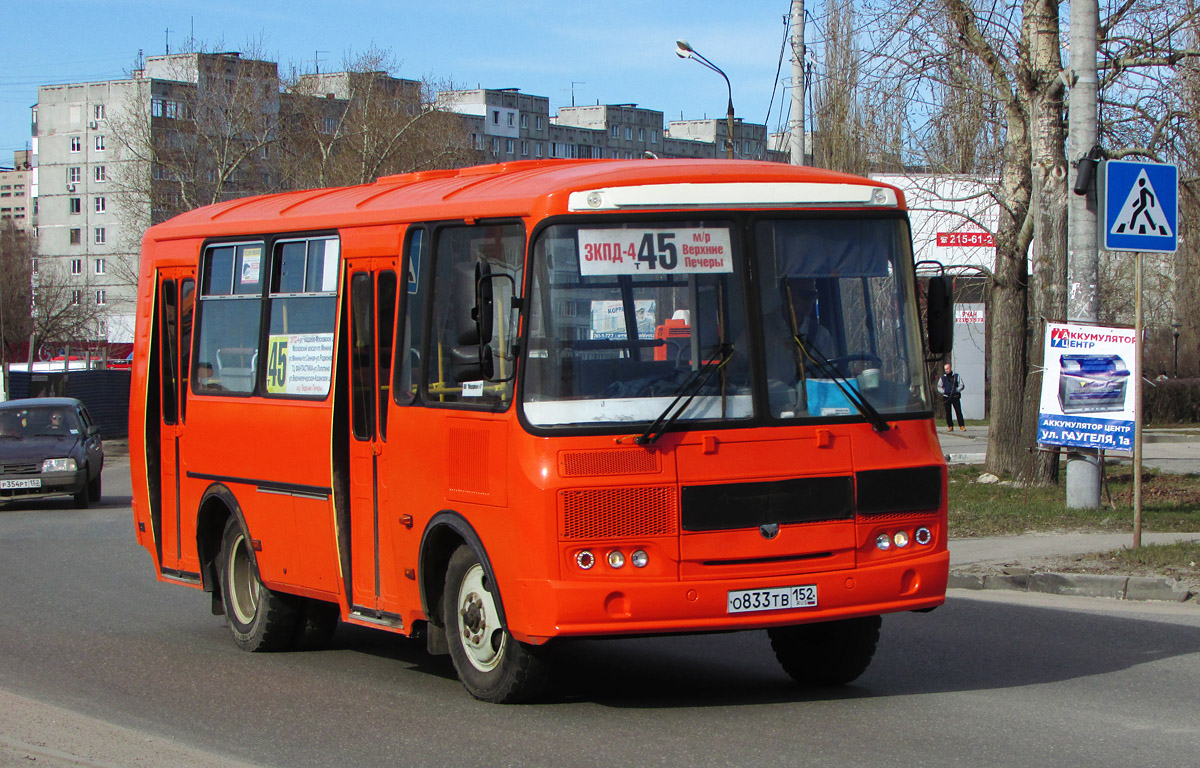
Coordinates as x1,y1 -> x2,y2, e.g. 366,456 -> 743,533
455,563 -> 505,672
227,532 -> 259,626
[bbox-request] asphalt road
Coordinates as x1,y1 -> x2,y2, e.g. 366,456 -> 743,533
2,458 -> 1199,767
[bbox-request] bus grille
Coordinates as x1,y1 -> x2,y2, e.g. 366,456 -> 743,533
558,450 -> 661,477
560,486 -> 678,539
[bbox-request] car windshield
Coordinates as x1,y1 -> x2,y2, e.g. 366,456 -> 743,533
0,406 -> 82,438
521,216 -> 930,431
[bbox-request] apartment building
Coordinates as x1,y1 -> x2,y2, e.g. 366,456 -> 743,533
0,150 -> 34,234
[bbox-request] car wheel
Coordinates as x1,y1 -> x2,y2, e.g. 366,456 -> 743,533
88,472 -> 102,503
73,468 -> 90,509
218,517 -> 298,651
768,615 -> 882,686
443,545 -> 549,703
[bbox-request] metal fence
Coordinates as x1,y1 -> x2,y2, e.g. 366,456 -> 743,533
6,370 -> 131,438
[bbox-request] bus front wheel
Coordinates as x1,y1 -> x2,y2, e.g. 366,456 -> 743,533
219,517 -> 298,652
768,615 -> 881,686
443,545 -> 548,703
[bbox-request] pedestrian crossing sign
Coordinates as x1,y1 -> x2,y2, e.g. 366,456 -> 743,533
1101,159 -> 1178,253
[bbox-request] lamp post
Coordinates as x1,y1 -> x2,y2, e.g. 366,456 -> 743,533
1172,321 -> 1181,377
676,39 -> 735,160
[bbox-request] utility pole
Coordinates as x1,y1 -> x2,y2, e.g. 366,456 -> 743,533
789,0 -> 806,166
1066,0 -> 1102,509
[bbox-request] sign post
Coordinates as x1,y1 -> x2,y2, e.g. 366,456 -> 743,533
1099,158 -> 1178,546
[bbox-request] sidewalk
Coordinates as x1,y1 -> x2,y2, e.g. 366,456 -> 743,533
939,424 -> 1200,603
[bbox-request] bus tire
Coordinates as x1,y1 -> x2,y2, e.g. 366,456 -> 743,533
768,615 -> 881,686
292,599 -> 340,650
442,545 -> 548,703
219,517 -> 298,652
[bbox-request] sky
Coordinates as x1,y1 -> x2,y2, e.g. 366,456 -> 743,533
0,0 -> 811,162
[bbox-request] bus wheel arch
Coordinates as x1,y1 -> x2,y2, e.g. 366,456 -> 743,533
196,483 -> 243,600
417,511 -> 505,632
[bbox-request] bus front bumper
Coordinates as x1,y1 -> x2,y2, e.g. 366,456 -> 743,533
507,550 -> 949,643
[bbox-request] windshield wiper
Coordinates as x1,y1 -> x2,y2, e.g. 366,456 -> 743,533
635,343 -> 735,445
794,337 -> 890,432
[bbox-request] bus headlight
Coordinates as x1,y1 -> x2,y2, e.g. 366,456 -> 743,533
915,527 -> 933,545
893,530 -> 911,548
575,550 -> 595,570
630,550 -> 649,568
607,550 -> 626,568
42,458 -> 77,473
875,533 -> 892,551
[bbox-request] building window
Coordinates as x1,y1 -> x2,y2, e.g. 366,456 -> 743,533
72,290 -> 81,306
651,132 -> 658,145
611,125 -> 619,138
521,114 -> 528,129
506,139 -> 514,155
322,116 -> 337,133
94,103 -> 105,120
521,140 -> 528,156
69,197 -> 81,214
492,110 -> 500,125
536,116 -> 543,131
94,165 -> 106,182
639,128 -> 645,142
67,167 -> 81,184
71,258 -> 83,274
472,133 -> 483,150
94,258 -> 105,275
151,99 -> 163,118
491,137 -> 499,153
94,197 -> 106,213
69,229 -> 82,245
96,289 -> 106,306
95,135 -> 106,151
625,127 -> 632,140
507,112 -> 515,127
535,143 -> 543,158
70,136 -> 81,153
94,227 -> 106,244
165,101 -> 179,119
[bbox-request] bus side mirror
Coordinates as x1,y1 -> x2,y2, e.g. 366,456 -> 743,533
927,275 -> 954,355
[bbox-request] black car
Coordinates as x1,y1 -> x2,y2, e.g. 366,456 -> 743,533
0,397 -> 104,508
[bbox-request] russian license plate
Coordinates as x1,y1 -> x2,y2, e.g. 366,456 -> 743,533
727,584 -> 818,614
0,478 -> 41,490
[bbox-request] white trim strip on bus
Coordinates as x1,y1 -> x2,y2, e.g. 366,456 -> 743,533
567,183 -> 898,212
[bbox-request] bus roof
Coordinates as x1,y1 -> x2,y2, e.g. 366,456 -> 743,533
144,159 -> 906,242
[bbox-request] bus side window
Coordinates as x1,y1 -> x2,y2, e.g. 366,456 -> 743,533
349,272 -> 375,440
424,223 -> 524,408
194,243 -> 265,395
395,227 -> 425,407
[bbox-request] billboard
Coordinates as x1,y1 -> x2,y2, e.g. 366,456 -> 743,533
1037,323 -> 1137,451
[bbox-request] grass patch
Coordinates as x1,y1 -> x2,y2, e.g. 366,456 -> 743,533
1105,541 -> 1200,571
947,465 -> 1200,537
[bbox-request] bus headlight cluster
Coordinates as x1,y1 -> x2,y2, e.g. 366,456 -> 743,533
574,549 -> 650,570
875,527 -> 933,551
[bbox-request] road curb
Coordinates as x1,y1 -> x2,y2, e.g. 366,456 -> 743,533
949,569 -> 1195,603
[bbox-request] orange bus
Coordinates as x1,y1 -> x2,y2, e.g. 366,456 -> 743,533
130,159 -> 953,703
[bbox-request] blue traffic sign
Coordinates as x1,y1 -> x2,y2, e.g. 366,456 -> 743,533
1101,159 -> 1178,253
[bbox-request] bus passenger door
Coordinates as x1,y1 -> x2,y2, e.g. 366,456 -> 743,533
155,270 -> 195,577
346,263 -> 399,616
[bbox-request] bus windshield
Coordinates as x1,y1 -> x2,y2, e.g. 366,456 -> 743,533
522,216 -> 929,429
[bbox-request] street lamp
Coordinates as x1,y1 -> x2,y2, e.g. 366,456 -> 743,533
675,39 -> 735,160
1172,321 -> 1181,377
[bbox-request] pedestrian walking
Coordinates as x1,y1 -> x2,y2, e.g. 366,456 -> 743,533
939,362 -> 965,432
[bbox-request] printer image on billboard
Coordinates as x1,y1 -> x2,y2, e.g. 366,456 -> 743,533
1057,354 -> 1130,414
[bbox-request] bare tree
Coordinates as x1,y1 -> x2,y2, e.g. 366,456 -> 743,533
281,48 -> 479,190
0,223 -> 34,358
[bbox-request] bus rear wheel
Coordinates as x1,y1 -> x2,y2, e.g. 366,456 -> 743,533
219,517 -> 298,652
768,615 -> 881,686
443,545 -> 548,703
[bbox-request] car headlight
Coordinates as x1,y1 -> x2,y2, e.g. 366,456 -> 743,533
41,458 -> 77,473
